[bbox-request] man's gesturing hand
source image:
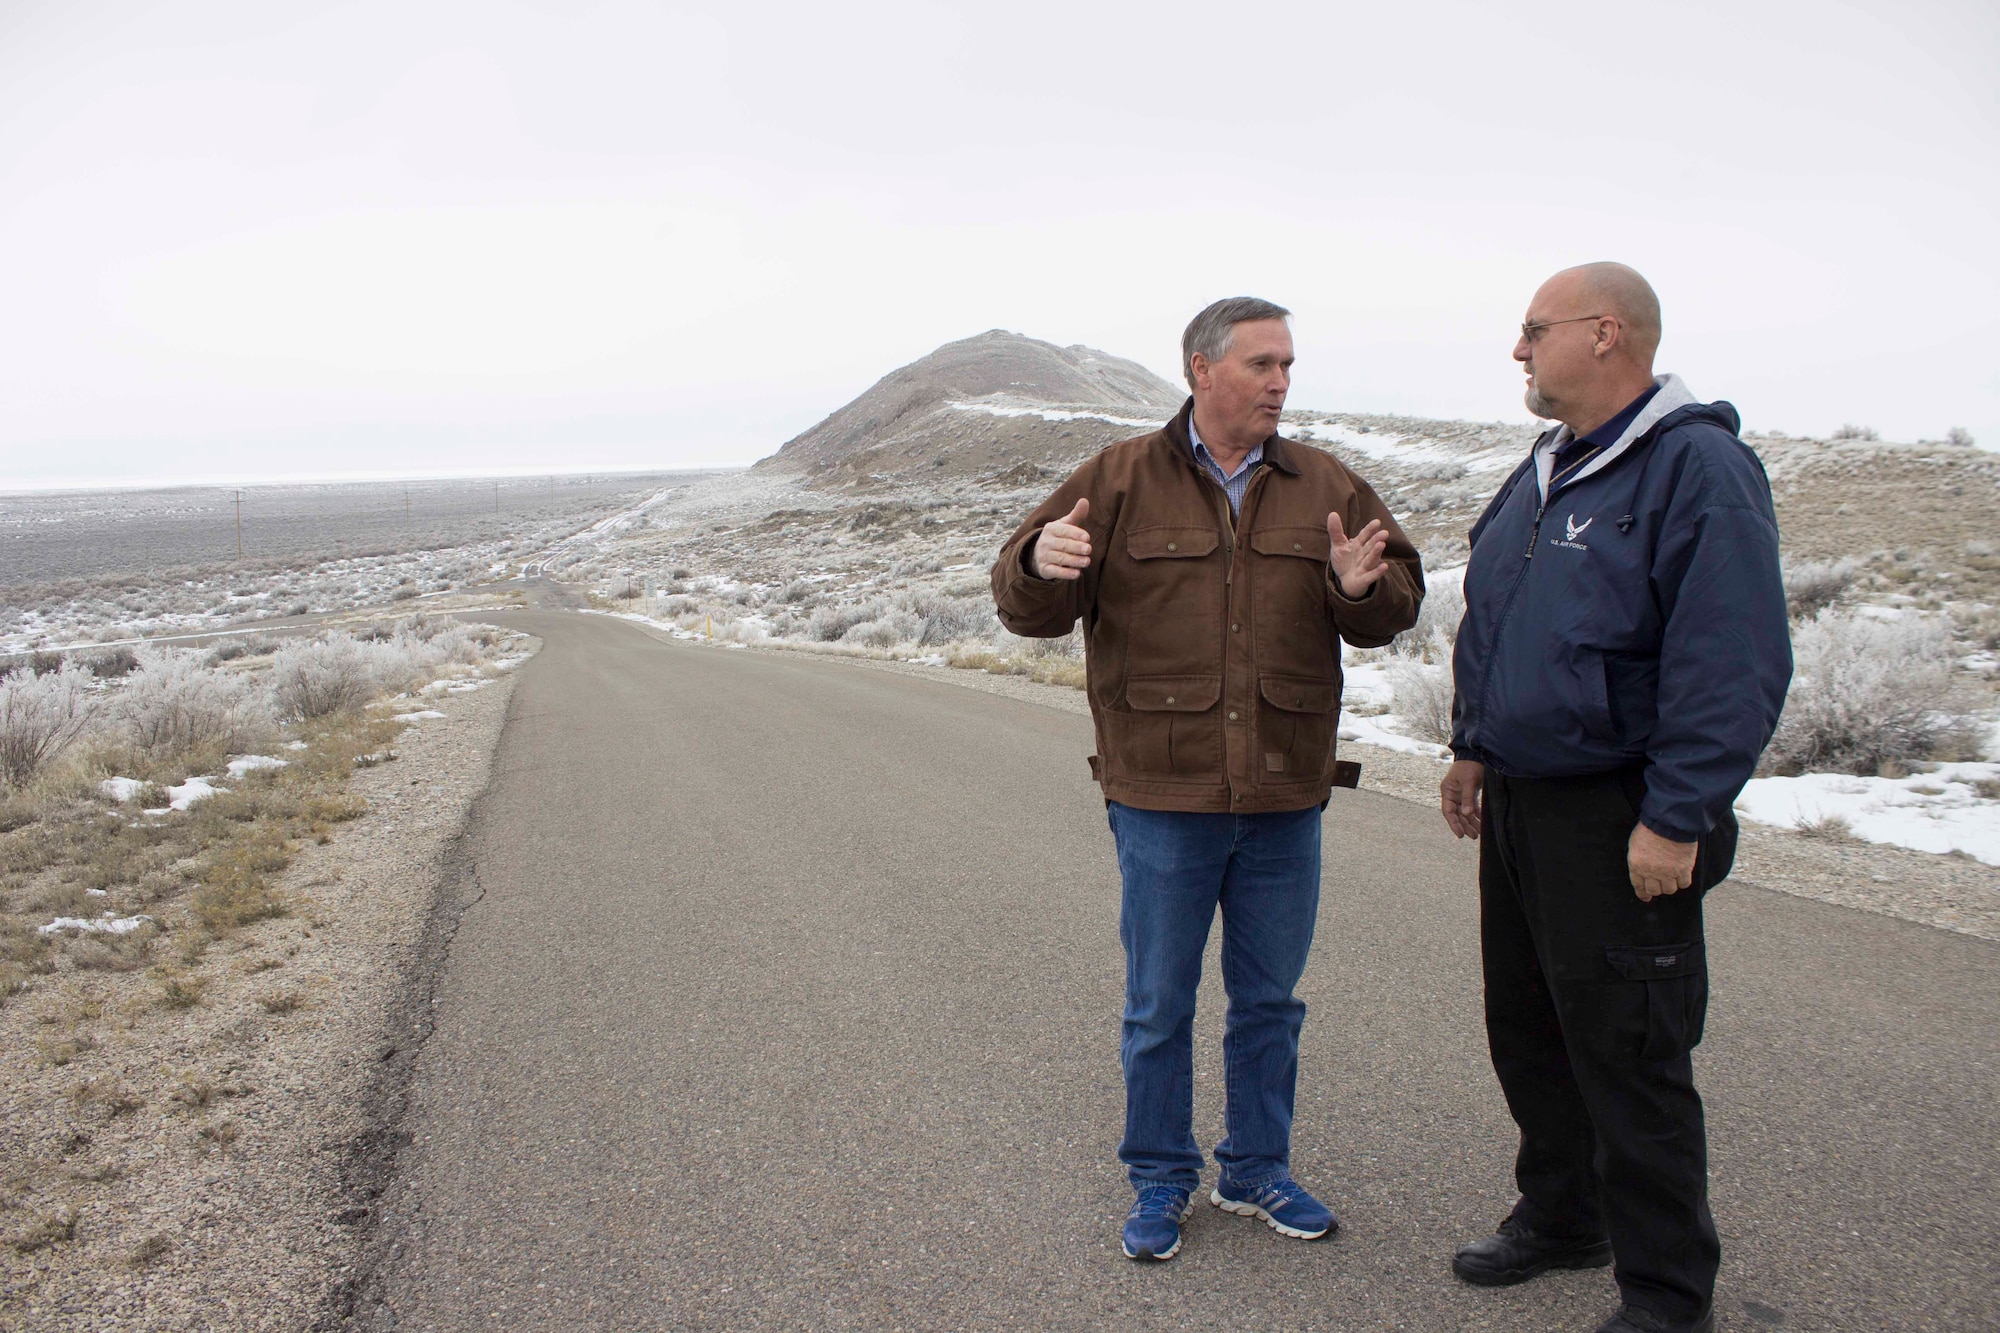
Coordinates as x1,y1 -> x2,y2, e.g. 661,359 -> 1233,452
1440,759 -> 1484,840
1629,823 -> 1698,901
1328,511 -> 1390,599
1032,498 -> 1092,581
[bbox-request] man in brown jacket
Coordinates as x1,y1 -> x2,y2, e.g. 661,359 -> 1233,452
991,296 -> 1423,1261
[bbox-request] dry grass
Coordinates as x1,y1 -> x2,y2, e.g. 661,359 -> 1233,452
8,1205 -> 78,1254
153,970 -> 209,1010
0,708 -> 390,1020
944,646 -> 1088,689
1795,812 -> 1858,841
126,1232 -> 173,1267
255,986 -> 306,1014
67,1075 -> 145,1120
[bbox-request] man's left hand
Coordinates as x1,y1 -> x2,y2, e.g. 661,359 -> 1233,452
1628,823 -> 1697,901
1328,512 -> 1390,599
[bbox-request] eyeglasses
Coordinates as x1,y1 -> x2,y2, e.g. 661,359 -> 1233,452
1520,314 -> 1611,343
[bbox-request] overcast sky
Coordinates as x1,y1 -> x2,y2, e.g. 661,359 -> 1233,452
1,0 -> 1994,489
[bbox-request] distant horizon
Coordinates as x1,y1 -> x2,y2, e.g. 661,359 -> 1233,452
5,382 -> 1995,496
0,462 -> 747,497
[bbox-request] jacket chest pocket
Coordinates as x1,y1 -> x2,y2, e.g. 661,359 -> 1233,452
1120,526 -> 1223,674
1126,526 -> 1220,562
1248,525 -> 1336,674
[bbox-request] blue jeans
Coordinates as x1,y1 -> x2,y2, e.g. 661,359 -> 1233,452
1107,800 -> 1323,1191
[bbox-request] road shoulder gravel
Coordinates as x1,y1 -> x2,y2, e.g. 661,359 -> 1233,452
0,644 -> 532,1333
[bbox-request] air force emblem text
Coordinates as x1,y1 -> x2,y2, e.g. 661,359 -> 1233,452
1552,513 -> 1593,552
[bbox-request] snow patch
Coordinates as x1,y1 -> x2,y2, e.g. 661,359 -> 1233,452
1735,764 -> 2000,866
40,913 -> 156,936
100,776 -> 145,802
1338,712 -> 1451,759
225,754 -> 287,779
394,709 -> 447,723
947,402 -> 1167,430
167,777 -> 220,809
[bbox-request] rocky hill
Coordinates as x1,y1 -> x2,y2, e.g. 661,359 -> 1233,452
756,330 -> 1185,488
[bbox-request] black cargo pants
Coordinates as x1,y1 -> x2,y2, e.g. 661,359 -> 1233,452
1479,766 -> 1735,1325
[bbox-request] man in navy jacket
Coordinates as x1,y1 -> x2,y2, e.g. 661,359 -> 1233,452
1440,263 -> 1790,1333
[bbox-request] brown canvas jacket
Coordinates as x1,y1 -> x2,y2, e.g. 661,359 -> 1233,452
991,399 -> 1424,813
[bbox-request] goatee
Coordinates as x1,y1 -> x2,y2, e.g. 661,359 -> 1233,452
1523,384 -> 1555,419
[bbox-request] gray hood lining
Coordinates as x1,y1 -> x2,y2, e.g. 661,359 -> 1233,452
1535,374 -> 1700,501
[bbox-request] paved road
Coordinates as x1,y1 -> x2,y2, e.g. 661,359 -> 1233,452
360,607 -> 1999,1332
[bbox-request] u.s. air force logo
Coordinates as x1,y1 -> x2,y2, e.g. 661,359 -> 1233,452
1551,513 -> 1593,551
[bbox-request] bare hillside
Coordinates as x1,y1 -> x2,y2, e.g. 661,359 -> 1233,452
757,330 -> 1184,487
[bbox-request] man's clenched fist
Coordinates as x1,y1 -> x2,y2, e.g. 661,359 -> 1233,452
1033,498 -> 1093,581
1628,823 -> 1698,902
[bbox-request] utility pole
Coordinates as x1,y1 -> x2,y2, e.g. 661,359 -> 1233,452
234,489 -> 243,561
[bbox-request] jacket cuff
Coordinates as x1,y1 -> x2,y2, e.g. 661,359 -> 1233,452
1638,809 -> 1705,844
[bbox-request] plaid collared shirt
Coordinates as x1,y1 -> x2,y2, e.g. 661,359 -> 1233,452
1188,416 -> 1264,516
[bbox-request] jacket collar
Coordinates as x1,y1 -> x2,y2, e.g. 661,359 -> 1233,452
1535,373 -> 1699,499
1165,396 -> 1302,476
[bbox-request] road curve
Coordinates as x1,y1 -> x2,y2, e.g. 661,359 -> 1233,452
354,608 -> 1999,1332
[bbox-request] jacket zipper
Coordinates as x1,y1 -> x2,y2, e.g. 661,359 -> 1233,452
1474,448 -> 1616,751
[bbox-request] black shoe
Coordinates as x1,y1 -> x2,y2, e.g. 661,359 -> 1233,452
1594,1302 -> 1716,1333
1451,1217 -> 1612,1287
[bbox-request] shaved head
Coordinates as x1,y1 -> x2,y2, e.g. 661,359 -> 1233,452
1515,262 -> 1665,432
1553,261 -> 1662,364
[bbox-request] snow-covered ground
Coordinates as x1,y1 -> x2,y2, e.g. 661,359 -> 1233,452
1736,764 -> 2000,865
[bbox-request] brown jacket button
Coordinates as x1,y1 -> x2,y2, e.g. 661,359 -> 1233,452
1165,696 -> 1176,705
1166,542 -> 1178,552
1292,542 -> 1303,551
1228,711 -> 1239,721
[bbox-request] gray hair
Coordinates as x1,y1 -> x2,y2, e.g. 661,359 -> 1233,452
1182,296 -> 1292,390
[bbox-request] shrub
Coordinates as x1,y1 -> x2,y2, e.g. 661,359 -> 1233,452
1391,578 -> 1465,663
0,662 -> 98,786
1386,660 -> 1456,744
118,651 -> 272,754
1830,424 -> 1880,442
1946,426 -> 1975,448
1764,610 -> 1973,776
269,620 -> 485,718
1781,558 -> 1857,621
269,635 -> 376,719
87,646 -> 139,679
901,591 -> 994,646
810,601 -> 884,643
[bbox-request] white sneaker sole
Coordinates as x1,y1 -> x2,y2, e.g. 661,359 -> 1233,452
1209,1188 -> 1331,1240
1122,1201 -> 1194,1260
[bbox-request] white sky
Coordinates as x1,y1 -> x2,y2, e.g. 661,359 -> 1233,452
1,0 -> 1995,489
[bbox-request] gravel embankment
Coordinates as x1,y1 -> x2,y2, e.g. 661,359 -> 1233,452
0,647 -> 531,1332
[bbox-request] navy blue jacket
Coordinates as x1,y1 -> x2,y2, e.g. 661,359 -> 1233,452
1450,381 -> 1792,842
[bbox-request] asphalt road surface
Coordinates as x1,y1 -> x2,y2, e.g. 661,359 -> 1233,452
359,605 -> 1999,1332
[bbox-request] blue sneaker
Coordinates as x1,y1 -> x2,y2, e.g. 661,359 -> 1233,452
1121,1184 -> 1194,1260
1210,1173 -> 1338,1240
